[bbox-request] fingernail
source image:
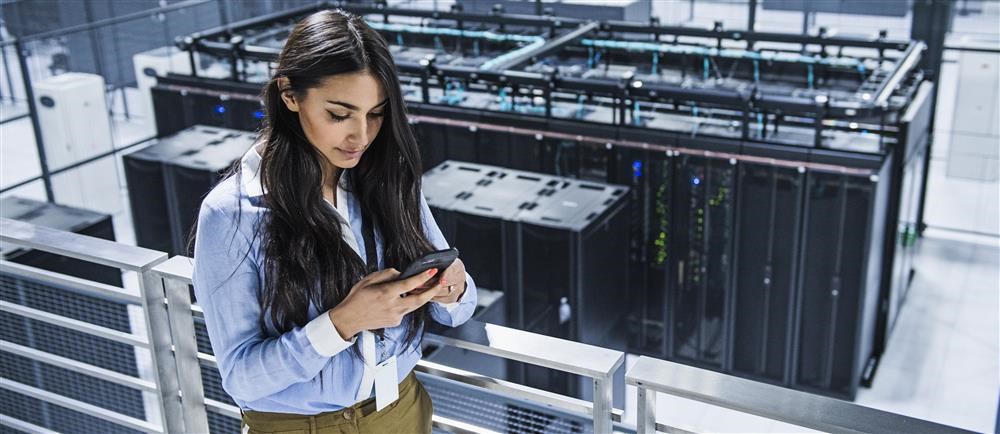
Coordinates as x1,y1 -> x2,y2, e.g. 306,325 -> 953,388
427,269 -> 438,276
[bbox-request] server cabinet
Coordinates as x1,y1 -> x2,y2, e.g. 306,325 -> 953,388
730,155 -> 805,384
514,179 -> 630,405
668,154 -> 737,370
124,126 -> 236,255
412,119 -> 448,171
165,131 -> 255,256
448,169 -> 556,294
793,153 -> 890,399
875,82 -> 934,361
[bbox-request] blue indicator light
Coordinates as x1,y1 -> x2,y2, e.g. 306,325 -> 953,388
632,160 -> 643,178
253,110 -> 265,119
692,177 -> 701,186
214,105 -> 226,114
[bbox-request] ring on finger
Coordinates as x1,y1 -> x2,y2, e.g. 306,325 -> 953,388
447,285 -> 455,294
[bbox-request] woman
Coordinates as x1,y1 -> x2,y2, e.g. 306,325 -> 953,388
192,9 -> 477,433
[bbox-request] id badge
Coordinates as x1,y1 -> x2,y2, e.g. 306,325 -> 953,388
374,356 -> 399,411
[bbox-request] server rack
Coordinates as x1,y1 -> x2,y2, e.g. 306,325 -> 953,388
513,178 -> 630,405
124,125 -> 241,255
667,149 -> 738,371
164,130 -> 256,256
729,143 -> 808,384
792,151 -> 891,399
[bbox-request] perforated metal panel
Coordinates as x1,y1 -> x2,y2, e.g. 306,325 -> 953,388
418,373 -> 588,434
0,272 -> 145,433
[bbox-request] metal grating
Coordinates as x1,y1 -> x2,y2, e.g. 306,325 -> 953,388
199,360 -> 233,405
0,271 -> 145,433
419,374 -> 586,434
0,389 -> 142,434
195,317 -> 214,355
0,274 -> 131,332
0,352 -> 145,420
208,409 -> 241,434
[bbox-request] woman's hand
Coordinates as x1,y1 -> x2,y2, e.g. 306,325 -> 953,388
327,268 -> 449,340
431,258 -> 466,304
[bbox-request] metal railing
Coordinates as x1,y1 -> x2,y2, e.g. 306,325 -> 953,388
0,218 -> 176,433
148,255 -> 626,434
0,217 -> 975,434
627,356 -> 975,434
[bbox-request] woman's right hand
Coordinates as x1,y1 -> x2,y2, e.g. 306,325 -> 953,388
327,268 -> 447,340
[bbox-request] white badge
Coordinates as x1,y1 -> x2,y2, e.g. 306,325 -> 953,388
374,355 -> 399,411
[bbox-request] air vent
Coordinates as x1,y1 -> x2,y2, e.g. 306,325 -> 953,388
517,175 -> 541,181
585,212 -> 597,221
458,166 -> 481,172
541,217 -> 561,223
578,183 -> 603,191
474,206 -> 494,212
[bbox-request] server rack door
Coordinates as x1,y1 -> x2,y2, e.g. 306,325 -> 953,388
414,122 -> 447,171
670,156 -> 735,369
645,153 -> 674,358
731,164 -> 803,384
507,132 -> 550,174
519,224 -> 572,336
190,93 -> 229,129
616,149 -> 671,357
795,172 -> 873,398
151,87 -> 190,137
579,204 -> 630,349
450,213 -> 507,292
446,125 -> 478,163
166,166 -> 221,256
123,154 -> 173,253
476,129 -> 512,168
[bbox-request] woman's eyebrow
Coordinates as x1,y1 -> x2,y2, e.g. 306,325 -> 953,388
326,98 -> 389,111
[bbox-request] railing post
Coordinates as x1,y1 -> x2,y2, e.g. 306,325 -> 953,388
138,262 -> 187,433
160,267 -> 210,433
593,374 -> 613,433
637,386 -> 656,434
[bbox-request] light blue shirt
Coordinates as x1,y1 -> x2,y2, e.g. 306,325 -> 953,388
192,147 -> 477,414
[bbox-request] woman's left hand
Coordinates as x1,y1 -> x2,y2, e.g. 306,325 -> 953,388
432,258 -> 466,304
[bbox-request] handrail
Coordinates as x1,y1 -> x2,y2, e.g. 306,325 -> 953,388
1,218 -> 167,272
1,219 -> 184,432
627,356 -> 974,434
152,255 -> 625,433
4,220 -> 974,434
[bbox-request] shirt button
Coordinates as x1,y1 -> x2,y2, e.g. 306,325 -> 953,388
343,408 -> 354,420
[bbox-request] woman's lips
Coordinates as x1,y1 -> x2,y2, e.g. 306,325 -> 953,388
336,148 -> 363,159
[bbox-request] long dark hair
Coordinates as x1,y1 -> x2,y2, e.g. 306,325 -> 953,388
258,9 -> 432,355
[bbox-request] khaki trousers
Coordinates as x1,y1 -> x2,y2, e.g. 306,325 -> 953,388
241,372 -> 433,434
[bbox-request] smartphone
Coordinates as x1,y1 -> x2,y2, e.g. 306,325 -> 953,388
398,247 -> 460,280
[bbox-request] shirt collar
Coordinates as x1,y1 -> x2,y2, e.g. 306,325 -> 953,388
240,144 -> 349,199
